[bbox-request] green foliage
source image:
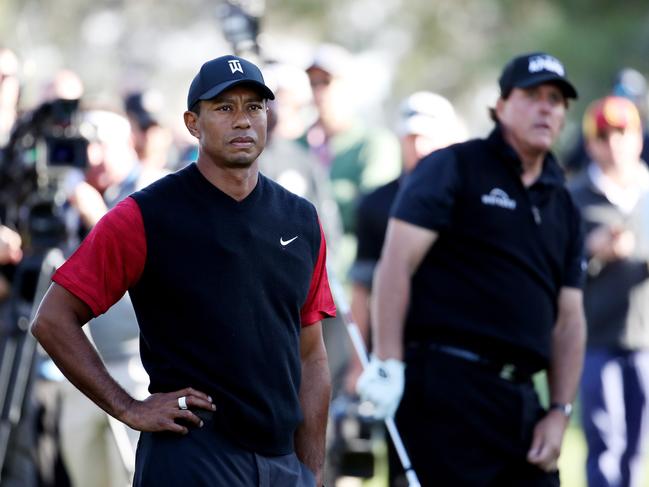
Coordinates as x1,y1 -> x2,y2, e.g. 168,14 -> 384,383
264,0 -> 649,137
2,0 -> 649,148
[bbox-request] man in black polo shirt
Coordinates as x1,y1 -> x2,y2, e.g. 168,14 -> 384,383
30,55 -> 335,486
357,52 -> 587,486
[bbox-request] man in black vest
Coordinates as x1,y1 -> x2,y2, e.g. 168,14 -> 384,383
30,55 -> 335,487
357,52 -> 587,486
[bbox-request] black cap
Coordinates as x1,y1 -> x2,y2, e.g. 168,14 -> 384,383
125,91 -> 160,130
187,55 -> 275,111
499,52 -> 578,99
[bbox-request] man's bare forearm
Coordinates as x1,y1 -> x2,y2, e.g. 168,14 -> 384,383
372,219 -> 437,361
547,321 -> 585,405
295,324 -> 331,484
31,284 -> 135,421
526,290 -> 585,471
547,288 -> 586,406
371,257 -> 411,360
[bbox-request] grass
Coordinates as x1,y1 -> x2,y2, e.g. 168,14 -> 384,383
559,426 -> 587,487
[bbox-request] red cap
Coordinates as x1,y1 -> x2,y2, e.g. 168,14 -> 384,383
583,96 -> 641,139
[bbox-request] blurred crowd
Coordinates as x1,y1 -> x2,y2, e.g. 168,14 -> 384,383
0,41 -> 648,487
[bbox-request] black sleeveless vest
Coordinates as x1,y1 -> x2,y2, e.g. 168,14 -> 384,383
130,163 -> 320,455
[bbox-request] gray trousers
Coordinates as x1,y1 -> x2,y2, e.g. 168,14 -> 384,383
133,411 -> 315,487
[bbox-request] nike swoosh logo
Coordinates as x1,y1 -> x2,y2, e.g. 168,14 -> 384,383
280,236 -> 298,246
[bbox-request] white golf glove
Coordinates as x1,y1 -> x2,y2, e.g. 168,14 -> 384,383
356,355 -> 405,419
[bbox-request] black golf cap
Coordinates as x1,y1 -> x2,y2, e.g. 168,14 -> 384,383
187,55 -> 275,111
499,52 -> 578,99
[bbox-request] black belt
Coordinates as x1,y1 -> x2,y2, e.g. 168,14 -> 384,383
408,343 -> 534,383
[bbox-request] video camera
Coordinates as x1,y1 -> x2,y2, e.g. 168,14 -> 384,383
1,97 -> 87,251
0,98 -> 88,480
329,394 -> 380,479
215,0 -> 262,57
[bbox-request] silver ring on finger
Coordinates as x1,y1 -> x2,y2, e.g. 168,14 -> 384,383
178,396 -> 188,410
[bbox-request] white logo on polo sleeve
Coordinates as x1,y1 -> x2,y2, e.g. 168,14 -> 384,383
528,55 -> 564,76
481,188 -> 517,210
228,59 -> 243,74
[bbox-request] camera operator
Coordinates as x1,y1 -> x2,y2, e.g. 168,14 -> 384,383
0,59 -> 77,487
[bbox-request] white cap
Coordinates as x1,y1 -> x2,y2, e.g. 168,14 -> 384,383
263,63 -> 313,105
396,91 -> 458,137
306,44 -> 353,77
79,110 -> 131,146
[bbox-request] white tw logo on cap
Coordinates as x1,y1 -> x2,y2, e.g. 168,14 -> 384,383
228,59 -> 243,74
528,55 -> 565,76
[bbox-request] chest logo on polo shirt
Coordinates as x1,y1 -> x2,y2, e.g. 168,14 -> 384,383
280,236 -> 298,246
481,188 -> 517,210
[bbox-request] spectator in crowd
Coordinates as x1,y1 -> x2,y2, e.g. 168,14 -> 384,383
262,62 -> 315,142
259,62 -> 342,246
564,67 -> 649,175
357,52 -> 586,486
301,43 -> 401,237
569,96 -> 649,487
124,90 -> 173,185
